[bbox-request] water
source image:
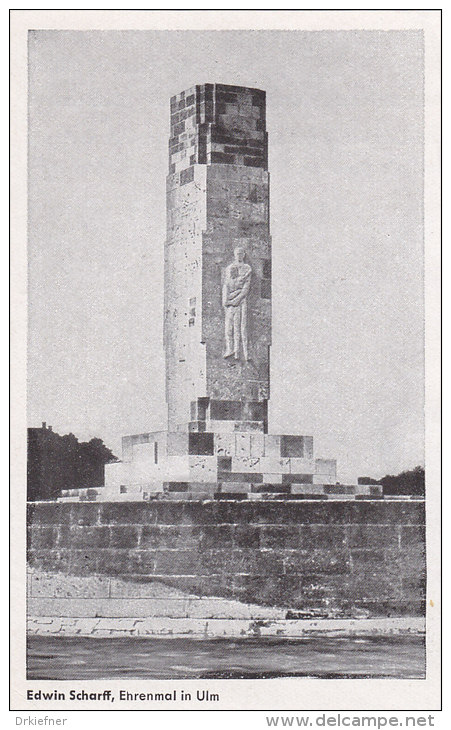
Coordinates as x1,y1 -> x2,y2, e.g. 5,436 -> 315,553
27,635 -> 425,680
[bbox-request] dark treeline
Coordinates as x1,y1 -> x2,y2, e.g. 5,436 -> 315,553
27,425 -> 118,501
358,465 -> 425,496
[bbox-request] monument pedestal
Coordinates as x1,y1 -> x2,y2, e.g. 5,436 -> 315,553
58,412 -> 381,502
59,421 -> 384,501
101,420 -> 338,501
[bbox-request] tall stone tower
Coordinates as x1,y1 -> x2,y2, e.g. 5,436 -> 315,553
102,84 -> 340,501
165,84 -> 271,433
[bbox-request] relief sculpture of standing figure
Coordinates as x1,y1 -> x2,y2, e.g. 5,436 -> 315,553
222,247 -> 252,361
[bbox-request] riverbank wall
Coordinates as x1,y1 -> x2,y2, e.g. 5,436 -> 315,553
27,499 -> 426,632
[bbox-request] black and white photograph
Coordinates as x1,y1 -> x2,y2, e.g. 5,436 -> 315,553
10,9 -> 441,713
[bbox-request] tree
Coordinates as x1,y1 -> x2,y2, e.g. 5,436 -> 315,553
357,466 -> 425,496
27,427 -> 119,501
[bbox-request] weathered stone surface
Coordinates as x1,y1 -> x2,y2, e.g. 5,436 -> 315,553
28,500 -> 425,617
29,570 -> 110,599
26,614 -> 426,639
165,86 -> 271,430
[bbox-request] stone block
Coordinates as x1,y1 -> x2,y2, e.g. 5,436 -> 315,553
99,502 -> 158,525
167,432 -> 189,456
216,501 -> 257,524
250,432 -> 265,457
106,461 -> 132,487
164,482 -> 189,492
251,484 -> 291,493
287,457 -> 313,473
185,597 -> 252,619
351,485 -> 373,495
400,525 -> 426,548
298,525 -> 348,550
348,501 -> 425,525
351,548 -> 385,566
237,549 -> 284,576
250,501 -> 348,525
69,549 -> 99,576
258,526 -> 301,550
291,484 -> 325,494
348,525 -> 400,549
27,503 -> 70,527
401,576 -> 426,601
216,482 -> 248,493
187,421 -> 206,432
262,473 -> 283,484
29,572 -> 111,599
140,525 -> 197,550
263,435 -> 281,457
233,524 -> 261,548
29,526 -> 58,550
125,550 -> 158,575
217,455 -> 232,471
215,492 -> 248,500
162,492 -> 214,500
179,501 -> 217,525
282,474 -> 314,485
199,549 -> 237,575
231,456 -> 261,472
324,485 -> 356,495
232,574 -> 301,608
198,524 -> 234,549
338,572 -> 402,602
189,432 -> 214,455
109,577 -> 194,599
132,442 -> 156,461
313,474 -> 335,485
280,435 -> 304,458
58,526 -> 109,549
303,437 -> 314,458
108,526 -> 141,549
28,549 -> 71,574
259,456 -> 290,474
188,455 -> 218,481
235,433 -> 251,456
187,482 -> 217,493
153,549 -> 203,575
207,420 -> 241,433
209,399 -> 242,420
384,547 -> 426,578
220,472 -> 263,483
234,420 -> 265,432
154,502 -> 193,525
245,401 -> 267,422
28,596 -> 190,619
351,600 -> 426,618
283,549 -> 351,575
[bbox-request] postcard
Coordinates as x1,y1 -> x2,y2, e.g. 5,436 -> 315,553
10,9 -> 441,712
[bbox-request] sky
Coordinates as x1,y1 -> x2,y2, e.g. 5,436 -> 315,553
27,29 -> 424,482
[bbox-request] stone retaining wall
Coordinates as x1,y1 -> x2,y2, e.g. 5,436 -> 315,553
27,499 -> 426,618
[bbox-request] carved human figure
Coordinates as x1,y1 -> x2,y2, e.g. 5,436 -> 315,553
222,247 -> 252,360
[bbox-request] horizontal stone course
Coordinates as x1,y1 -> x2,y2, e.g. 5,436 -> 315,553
31,523 -> 415,556
27,615 -> 425,640
28,499 -> 425,527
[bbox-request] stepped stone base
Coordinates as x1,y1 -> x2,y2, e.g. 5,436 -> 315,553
60,426 -> 344,502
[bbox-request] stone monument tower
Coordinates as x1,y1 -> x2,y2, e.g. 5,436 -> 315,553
165,84 -> 271,433
101,84 -> 338,500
